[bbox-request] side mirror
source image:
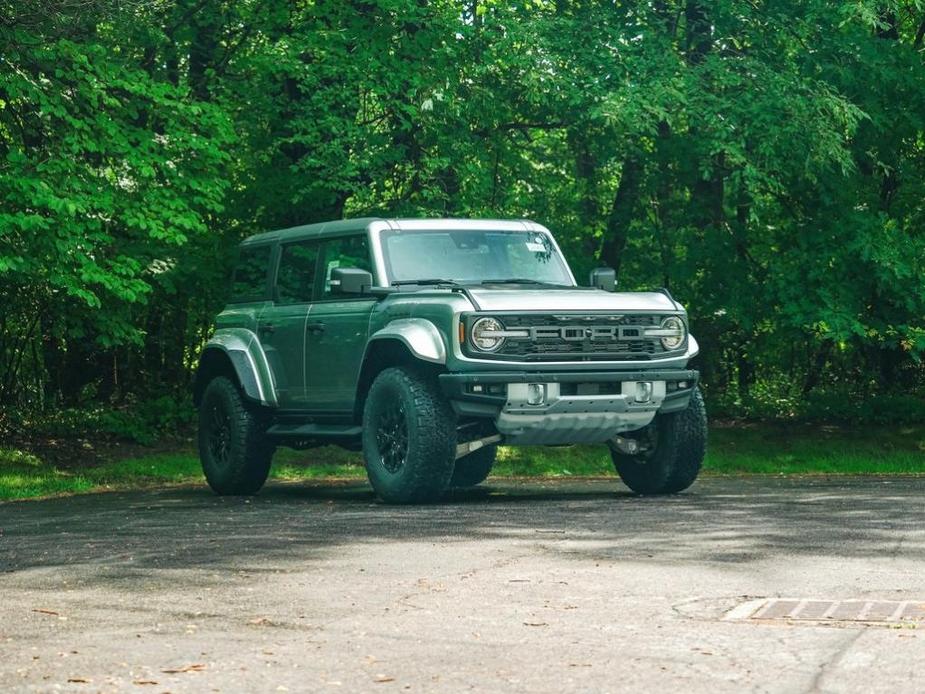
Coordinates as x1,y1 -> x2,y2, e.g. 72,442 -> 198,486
589,267 -> 617,292
330,267 -> 373,295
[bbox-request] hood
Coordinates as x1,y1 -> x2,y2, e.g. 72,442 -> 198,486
465,287 -> 681,313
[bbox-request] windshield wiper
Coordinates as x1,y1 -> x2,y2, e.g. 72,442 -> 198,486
392,278 -> 460,286
480,278 -> 552,285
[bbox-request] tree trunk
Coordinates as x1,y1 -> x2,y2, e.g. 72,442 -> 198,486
684,0 -> 711,66
600,156 -> 642,275
188,0 -> 221,101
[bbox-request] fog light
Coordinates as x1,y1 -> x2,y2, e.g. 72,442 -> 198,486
635,382 -> 653,403
526,383 -> 546,405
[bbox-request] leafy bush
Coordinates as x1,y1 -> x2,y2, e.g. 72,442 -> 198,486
97,395 -> 197,444
800,391 -> 925,425
708,383 -> 925,425
17,395 -> 196,446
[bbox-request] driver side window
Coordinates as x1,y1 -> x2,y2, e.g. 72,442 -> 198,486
321,235 -> 373,298
276,240 -> 321,304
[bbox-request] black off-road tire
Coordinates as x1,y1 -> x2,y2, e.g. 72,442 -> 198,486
450,445 -> 497,487
611,387 -> 707,495
362,367 -> 457,504
198,376 -> 274,495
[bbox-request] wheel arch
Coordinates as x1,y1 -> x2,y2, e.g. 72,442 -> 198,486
370,318 -> 447,364
193,330 -> 278,408
354,335 -> 444,422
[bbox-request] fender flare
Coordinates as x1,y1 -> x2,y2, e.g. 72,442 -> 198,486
366,318 -> 447,364
194,329 -> 278,408
687,334 -> 700,360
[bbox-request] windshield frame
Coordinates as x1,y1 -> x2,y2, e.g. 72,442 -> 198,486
369,223 -> 577,288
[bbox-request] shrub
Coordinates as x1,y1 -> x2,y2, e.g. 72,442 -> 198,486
13,394 -> 196,446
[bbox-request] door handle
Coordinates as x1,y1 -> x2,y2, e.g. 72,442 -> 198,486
259,323 -> 276,334
306,322 -> 326,334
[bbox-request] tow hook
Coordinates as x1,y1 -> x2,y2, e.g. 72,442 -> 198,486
609,435 -> 641,456
456,434 -> 503,460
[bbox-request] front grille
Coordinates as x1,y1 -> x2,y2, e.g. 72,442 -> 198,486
466,313 -> 680,362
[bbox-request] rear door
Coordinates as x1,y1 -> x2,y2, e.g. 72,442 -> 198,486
258,239 -> 321,408
304,234 -> 377,414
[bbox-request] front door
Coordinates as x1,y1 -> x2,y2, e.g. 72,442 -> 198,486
259,239 -> 321,408
305,234 -> 377,414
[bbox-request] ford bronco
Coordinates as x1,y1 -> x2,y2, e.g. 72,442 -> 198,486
193,218 -> 706,503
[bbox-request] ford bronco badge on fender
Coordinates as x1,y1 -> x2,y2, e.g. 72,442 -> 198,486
193,218 -> 706,503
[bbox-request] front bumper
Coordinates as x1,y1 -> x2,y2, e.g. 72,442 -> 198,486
439,369 -> 699,444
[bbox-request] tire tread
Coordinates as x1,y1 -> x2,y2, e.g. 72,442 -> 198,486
362,367 -> 456,503
450,445 -> 496,487
611,387 -> 707,495
198,376 -> 273,495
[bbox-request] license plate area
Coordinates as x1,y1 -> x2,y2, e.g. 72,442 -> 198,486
559,382 -> 623,396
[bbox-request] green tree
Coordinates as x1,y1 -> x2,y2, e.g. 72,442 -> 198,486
1,0 -> 924,423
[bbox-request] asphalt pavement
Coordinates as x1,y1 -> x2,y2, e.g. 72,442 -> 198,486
1,476 -> 924,693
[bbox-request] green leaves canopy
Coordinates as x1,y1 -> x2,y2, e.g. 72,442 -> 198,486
2,0 -> 924,411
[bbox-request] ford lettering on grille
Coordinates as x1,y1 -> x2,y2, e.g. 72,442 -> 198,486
530,326 -> 643,341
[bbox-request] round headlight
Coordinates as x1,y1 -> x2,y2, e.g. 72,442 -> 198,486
660,316 -> 686,350
470,317 -> 505,352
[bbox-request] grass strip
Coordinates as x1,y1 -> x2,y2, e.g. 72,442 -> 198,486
2,424 -> 923,501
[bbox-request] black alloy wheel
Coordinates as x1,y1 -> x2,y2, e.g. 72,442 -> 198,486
206,400 -> 233,469
361,366 -> 457,504
376,402 -> 409,473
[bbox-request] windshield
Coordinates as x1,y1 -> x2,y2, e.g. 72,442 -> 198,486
379,229 -> 573,285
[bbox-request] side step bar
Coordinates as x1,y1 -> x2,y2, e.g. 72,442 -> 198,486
268,424 -> 501,456
267,423 -> 363,439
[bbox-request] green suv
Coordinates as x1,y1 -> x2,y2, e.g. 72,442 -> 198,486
193,218 -> 706,503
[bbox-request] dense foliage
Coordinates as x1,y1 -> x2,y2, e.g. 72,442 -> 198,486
2,0 -> 925,425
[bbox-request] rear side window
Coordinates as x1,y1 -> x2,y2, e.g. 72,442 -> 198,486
230,245 -> 271,302
276,240 -> 321,304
